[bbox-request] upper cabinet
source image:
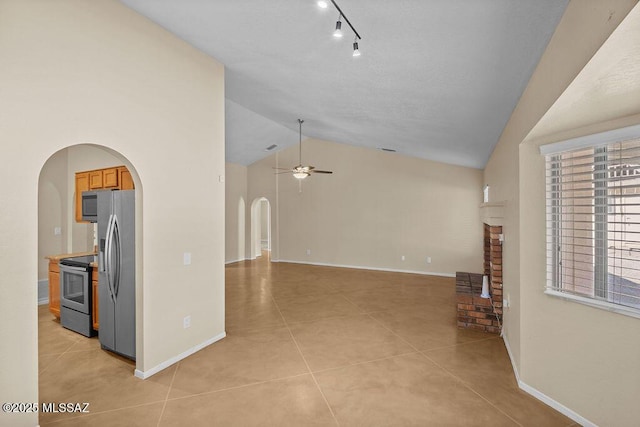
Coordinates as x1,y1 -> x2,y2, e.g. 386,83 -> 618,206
119,167 -> 134,190
89,170 -> 103,189
75,166 -> 134,222
103,167 -> 119,188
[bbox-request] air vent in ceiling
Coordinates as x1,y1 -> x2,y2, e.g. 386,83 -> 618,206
380,148 -> 396,152
265,144 -> 278,151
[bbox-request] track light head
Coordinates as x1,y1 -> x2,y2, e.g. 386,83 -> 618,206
333,19 -> 343,38
352,40 -> 360,57
317,0 -> 328,8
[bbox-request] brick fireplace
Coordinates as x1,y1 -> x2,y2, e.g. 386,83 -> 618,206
456,202 -> 504,334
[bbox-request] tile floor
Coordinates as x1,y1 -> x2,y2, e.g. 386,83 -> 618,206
38,254 -> 576,426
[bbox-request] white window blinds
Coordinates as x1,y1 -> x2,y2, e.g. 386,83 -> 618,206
545,137 -> 640,313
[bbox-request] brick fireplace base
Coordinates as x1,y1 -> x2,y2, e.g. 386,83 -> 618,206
456,272 -> 500,334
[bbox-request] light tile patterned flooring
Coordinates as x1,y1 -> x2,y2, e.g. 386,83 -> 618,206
38,254 -> 576,426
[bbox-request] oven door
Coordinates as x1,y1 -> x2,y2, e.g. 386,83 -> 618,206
60,264 -> 90,314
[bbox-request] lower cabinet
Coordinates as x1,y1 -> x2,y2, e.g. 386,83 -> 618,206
48,260 -> 60,319
92,267 -> 99,330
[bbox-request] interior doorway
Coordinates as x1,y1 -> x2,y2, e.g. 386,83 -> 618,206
37,143 -> 142,373
250,197 -> 271,260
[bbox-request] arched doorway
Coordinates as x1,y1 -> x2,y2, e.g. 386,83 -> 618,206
37,143 -> 143,372
238,197 -> 246,261
250,197 -> 271,260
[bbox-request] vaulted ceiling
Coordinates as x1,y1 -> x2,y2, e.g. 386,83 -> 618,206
120,0 -> 568,168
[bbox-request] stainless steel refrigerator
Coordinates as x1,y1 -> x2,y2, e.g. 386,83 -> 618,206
97,190 -> 136,360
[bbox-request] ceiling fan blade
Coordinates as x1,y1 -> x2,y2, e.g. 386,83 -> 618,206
311,170 -> 333,174
275,171 -> 293,175
272,167 -> 293,170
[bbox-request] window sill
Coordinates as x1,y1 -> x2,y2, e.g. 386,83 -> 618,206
545,289 -> 640,320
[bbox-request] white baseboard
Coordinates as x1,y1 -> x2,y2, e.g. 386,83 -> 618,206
225,258 -> 248,265
517,380 -> 595,427
501,328 -> 520,382
273,258 -> 455,278
501,332 -> 595,427
134,331 -> 226,380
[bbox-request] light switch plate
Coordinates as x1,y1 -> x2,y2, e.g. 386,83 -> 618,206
183,252 -> 191,265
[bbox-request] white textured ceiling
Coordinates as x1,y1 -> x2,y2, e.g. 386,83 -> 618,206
120,0 -> 567,168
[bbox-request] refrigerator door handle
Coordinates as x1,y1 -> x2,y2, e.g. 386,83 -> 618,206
105,213 -> 116,303
112,214 -> 122,299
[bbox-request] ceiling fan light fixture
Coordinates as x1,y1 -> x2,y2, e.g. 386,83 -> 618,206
293,171 -> 310,179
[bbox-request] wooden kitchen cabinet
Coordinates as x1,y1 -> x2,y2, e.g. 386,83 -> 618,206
89,170 -> 103,189
48,260 -> 60,319
118,167 -> 134,190
75,165 -> 134,222
75,172 -> 90,222
103,167 -> 119,188
92,267 -> 99,330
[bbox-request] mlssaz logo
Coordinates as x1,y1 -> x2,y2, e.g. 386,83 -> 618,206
41,403 -> 90,413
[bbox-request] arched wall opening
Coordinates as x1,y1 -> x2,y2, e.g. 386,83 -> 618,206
238,197 -> 246,261
37,143 -> 144,372
250,197 -> 271,260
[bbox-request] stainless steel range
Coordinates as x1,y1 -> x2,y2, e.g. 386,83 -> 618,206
60,255 -> 96,337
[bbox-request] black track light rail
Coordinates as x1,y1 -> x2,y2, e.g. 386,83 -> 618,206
330,0 -> 361,40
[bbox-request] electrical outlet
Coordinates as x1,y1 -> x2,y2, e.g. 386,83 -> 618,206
426,256 -> 432,264
503,294 -> 510,308
183,315 -> 191,329
306,249 -> 311,255
184,252 -> 191,265
54,227 -> 62,236
401,255 -> 405,261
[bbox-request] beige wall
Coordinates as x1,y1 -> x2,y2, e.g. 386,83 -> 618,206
518,4 -> 640,425
484,0 -> 639,424
38,150 -> 69,280
248,139 -> 484,275
0,1 -> 225,426
225,162 -> 248,263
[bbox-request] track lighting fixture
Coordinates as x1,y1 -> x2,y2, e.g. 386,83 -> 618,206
333,15 -> 343,38
317,0 -> 362,56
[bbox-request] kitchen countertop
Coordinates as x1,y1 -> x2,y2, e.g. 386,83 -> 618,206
46,251 -> 98,268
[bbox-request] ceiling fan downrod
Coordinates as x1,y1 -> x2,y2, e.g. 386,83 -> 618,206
298,118 -> 304,167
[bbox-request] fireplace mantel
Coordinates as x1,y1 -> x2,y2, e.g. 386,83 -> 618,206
480,201 -> 505,227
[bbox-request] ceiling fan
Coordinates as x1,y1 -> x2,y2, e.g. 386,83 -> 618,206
274,119 -> 333,179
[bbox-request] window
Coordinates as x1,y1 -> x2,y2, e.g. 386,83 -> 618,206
544,131 -> 640,317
